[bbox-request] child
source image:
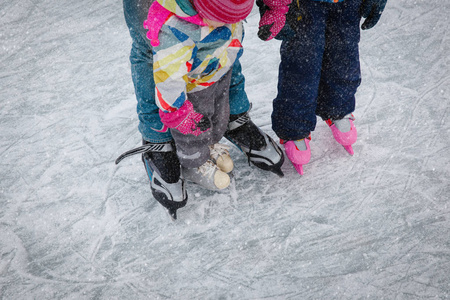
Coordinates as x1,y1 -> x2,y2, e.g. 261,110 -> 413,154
143,0 -> 255,190
257,0 -> 387,174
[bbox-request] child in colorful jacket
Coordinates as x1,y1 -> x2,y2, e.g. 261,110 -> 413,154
257,0 -> 387,175
119,0 -> 284,220
144,0 -> 254,191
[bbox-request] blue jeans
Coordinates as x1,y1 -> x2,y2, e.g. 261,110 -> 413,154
123,0 -> 250,143
272,0 -> 362,141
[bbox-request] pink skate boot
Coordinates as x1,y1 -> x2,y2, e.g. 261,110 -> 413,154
281,135 -> 311,175
326,113 -> 357,155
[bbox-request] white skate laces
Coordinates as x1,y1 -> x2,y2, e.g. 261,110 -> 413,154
209,143 -> 234,173
197,160 -> 218,179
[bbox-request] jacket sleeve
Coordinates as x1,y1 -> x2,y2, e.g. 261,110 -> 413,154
152,24 -> 196,113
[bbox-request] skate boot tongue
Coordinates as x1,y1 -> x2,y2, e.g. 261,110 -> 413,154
333,114 -> 354,133
293,139 -> 308,151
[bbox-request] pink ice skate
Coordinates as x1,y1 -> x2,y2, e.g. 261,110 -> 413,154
326,114 -> 357,155
281,135 -> 311,175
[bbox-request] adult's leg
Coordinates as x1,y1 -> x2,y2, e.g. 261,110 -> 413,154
123,0 -> 172,143
121,0 -> 185,221
228,60 -> 251,116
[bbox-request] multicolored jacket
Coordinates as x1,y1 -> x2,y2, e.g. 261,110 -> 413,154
144,0 -> 245,113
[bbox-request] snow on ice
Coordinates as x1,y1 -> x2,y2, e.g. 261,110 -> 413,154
0,0 -> 449,299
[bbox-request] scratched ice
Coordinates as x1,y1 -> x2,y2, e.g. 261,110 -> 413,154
0,0 -> 449,299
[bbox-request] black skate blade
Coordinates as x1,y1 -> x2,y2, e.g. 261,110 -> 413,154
272,167 -> 284,178
252,161 -> 285,177
167,208 -> 177,221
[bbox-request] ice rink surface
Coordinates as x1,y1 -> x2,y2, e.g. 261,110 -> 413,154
1,0 -> 449,298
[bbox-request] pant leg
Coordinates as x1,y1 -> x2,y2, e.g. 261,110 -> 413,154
171,71 -> 232,169
271,1 -> 328,141
316,0 -> 362,120
228,59 -> 251,115
123,0 -> 172,143
209,71 -> 232,145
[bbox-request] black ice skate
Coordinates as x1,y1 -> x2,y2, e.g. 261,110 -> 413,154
225,111 -> 284,177
115,140 -> 187,220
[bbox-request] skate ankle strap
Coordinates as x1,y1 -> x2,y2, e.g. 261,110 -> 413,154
228,103 -> 253,131
228,112 -> 250,131
115,142 -> 173,165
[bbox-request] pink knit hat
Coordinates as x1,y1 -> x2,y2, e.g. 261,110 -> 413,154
193,0 -> 254,24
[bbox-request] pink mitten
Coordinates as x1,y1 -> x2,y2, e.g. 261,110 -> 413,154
258,0 -> 292,41
159,100 -> 210,136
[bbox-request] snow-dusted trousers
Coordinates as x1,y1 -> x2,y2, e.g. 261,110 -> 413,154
171,70 -> 232,169
272,0 -> 362,141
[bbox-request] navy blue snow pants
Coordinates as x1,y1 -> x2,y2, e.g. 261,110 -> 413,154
272,0 -> 362,141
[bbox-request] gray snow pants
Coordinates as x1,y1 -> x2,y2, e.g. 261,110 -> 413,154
171,70 -> 232,169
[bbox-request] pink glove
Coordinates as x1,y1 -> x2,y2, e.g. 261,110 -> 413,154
159,100 -> 211,136
258,0 -> 292,41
